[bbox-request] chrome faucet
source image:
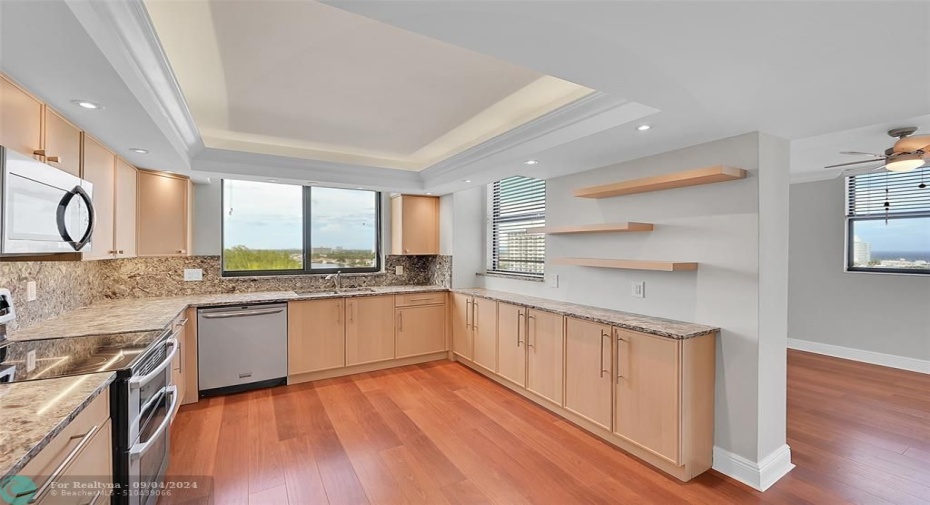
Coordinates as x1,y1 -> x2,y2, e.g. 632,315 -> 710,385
324,271 -> 342,292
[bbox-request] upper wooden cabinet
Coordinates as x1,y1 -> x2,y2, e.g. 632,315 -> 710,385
81,136 -> 116,260
42,108 -> 82,176
137,170 -> 192,257
289,299 -> 346,375
114,159 -> 137,257
0,75 -> 42,157
391,194 -> 439,255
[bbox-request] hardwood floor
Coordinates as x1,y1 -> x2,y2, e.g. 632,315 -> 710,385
162,350 -> 930,504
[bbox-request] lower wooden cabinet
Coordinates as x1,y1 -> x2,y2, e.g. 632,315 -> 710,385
496,302 -> 526,386
525,308 -> 564,405
288,299 -> 346,374
170,313 -> 191,409
564,317 -> 614,430
346,295 -> 395,366
396,303 -> 446,358
472,297 -> 497,371
451,293 -> 473,359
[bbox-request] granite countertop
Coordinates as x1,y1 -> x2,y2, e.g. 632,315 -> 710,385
0,372 -> 115,482
10,285 -> 448,341
453,288 -> 719,339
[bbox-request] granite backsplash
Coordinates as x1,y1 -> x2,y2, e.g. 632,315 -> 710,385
0,255 -> 450,331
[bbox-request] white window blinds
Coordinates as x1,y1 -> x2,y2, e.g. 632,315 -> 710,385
490,176 -> 546,276
847,169 -> 930,218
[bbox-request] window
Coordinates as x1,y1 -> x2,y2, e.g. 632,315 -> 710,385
222,180 -> 380,276
489,176 -> 546,276
846,169 -> 930,274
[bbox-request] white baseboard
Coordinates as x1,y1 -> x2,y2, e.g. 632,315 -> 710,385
788,338 -> 930,374
713,444 -> 794,491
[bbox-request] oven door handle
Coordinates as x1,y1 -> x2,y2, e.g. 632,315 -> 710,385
129,338 -> 178,389
129,385 -> 178,459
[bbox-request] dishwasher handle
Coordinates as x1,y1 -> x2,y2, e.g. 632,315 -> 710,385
200,308 -> 284,319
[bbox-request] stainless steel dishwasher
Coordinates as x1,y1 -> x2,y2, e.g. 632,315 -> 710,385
197,303 -> 288,397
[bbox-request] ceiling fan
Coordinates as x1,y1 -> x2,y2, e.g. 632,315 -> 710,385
826,126 -> 929,176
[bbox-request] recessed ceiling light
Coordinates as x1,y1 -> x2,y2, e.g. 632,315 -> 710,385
268,179 -> 278,183
72,100 -> 102,110
129,148 -> 148,154
464,179 -> 472,183
636,124 -> 651,131
357,187 -> 364,190
426,192 -> 432,195
524,160 -> 539,165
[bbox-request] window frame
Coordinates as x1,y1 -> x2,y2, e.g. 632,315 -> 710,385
221,180 -> 382,277
845,170 -> 930,276
488,176 -> 546,278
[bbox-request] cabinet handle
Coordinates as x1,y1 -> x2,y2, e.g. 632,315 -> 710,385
109,250 -> 118,254
27,425 -> 100,503
348,302 -> 354,323
118,250 -> 124,255
527,314 -> 536,350
398,311 -> 404,331
465,299 -> 472,329
177,249 -> 187,254
616,330 -> 625,383
87,490 -> 104,505
409,297 -> 433,302
33,149 -> 46,156
517,310 -> 524,347
336,302 -> 341,325
599,330 -> 610,378
46,156 -> 61,163
473,301 -> 478,332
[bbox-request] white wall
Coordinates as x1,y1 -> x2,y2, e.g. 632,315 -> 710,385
445,132 -> 792,481
788,178 -> 930,365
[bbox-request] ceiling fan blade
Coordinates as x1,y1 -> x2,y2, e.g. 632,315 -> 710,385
825,158 -> 887,169
836,165 -> 888,178
839,151 -> 883,157
892,134 -> 930,153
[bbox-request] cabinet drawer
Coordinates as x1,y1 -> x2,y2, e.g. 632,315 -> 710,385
395,292 -> 446,307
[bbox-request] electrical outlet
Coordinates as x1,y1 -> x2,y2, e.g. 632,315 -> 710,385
183,269 -> 203,281
26,281 -> 36,302
26,351 -> 36,373
395,265 -> 405,276
632,281 -> 645,298
548,273 -> 559,288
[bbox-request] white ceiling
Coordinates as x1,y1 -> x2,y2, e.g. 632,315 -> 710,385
2,0 -> 928,193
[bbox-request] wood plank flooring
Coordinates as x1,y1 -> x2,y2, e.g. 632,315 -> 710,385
162,350 -> 930,504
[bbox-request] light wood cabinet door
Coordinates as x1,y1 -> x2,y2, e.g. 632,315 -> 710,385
526,309 -> 564,405
53,419 -> 113,505
451,293 -> 473,360
346,295 -> 395,366
565,317 -> 613,430
170,317 -> 188,416
137,170 -> 191,256
472,297 -> 497,371
182,308 -> 199,405
0,76 -> 42,157
114,159 -> 137,257
497,302 -> 526,387
81,136 -> 116,260
289,299 -> 346,374
391,195 -> 439,255
614,328 -> 681,464
43,108 -> 82,176
396,304 -> 446,358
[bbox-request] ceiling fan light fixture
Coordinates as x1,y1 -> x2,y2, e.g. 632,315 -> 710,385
886,153 -> 925,172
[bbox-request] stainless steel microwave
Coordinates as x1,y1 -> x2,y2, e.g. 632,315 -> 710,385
0,145 -> 95,255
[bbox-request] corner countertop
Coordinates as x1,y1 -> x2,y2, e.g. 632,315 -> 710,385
9,285 -> 448,341
453,288 -> 719,339
0,372 -> 115,482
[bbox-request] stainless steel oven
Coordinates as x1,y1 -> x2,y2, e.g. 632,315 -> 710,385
0,145 -> 96,254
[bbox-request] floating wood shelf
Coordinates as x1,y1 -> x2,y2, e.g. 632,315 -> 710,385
541,222 -> 654,234
552,257 -> 699,272
574,165 -> 747,199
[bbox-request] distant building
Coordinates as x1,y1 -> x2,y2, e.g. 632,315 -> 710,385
853,236 -> 871,265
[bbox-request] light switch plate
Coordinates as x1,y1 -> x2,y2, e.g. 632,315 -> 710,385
395,265 -> 405,276
632,281 -> 645,298
548,274 -> 559,288
26,281 -> 37,301
26,351 -> 36,373
184,269 -> 203,281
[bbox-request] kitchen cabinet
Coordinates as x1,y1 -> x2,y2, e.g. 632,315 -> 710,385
182,308 -> 199,405
472,297 -> 497,371
564,317 -> 613,430
525,308 -> 564,405
137,170 -> 192,257
496,302 -> 526,387
170,313 -> 191,413
80,136 -> 116,260
42,108 -> 82,176
451,293 -> 473,360
0,75 -> 42,157
390,194 -> 439,255
288,299 -> 346,375
396,303 -> 446,358
346,295 -> 395,366
20,389 -> 112,504
113,158 -> 137,257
